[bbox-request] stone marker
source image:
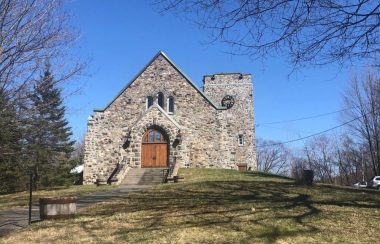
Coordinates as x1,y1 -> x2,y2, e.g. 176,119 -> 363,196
39,197 -> 77,220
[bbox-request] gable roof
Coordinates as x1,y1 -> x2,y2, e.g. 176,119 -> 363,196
93,51 -> 226,112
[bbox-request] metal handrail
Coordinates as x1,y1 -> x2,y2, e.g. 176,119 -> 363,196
107,162 -> 121,184
162,161 -> 176,183
162,168 -> 171,183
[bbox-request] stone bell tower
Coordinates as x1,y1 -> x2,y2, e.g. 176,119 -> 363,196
203,73 -> 257,170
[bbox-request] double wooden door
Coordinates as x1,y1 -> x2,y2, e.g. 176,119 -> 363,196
141,129 -> 168,168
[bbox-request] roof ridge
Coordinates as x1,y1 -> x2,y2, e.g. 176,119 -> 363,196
94,51 -> 226,112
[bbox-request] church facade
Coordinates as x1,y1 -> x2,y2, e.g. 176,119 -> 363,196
83,51 -> 257,184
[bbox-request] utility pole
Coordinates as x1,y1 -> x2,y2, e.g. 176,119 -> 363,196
28,170 -> 33,225
361,151 -> 365,182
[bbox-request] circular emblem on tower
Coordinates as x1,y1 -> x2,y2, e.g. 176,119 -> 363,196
221,95 -> 235,109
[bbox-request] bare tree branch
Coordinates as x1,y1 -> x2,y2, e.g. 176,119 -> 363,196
154,0 -> 380,67
0,0 -> 83,104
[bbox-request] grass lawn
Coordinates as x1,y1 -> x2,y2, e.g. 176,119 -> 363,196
0,185 -> 115,210
2,168 -> 380,243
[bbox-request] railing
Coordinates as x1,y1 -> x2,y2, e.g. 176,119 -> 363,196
107,159 -> 130,185
162,168 -> 171,183
116,162 -> 130,184
162,159 -> 176,183
107,162 -> 120,184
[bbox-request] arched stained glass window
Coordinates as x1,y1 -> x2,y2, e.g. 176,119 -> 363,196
167,96 -> 174,114
157,92 -> 164,108
142,129 -> 167,143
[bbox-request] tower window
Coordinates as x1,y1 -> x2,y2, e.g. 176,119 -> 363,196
157,92 -> 164,108
238,135 -> 244,146
146,96 -> 153,109
167,96 -> 174,114
231,152 -> 236,161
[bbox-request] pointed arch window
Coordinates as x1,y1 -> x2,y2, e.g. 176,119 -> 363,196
167,96 -> 174,114
146,96 -> 153,109
157,92 -> 164,108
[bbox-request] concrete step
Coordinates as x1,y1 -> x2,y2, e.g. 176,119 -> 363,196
121,168 -> 167,185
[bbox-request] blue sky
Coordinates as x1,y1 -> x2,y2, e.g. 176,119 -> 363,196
64,0 -> 358,147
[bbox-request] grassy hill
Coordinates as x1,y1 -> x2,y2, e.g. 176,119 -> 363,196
2,168 -> 380,243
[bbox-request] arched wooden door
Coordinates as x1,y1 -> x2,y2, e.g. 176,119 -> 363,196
141,129 -> 168,168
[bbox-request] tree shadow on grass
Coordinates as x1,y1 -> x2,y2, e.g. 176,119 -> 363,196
75,180 -> 380,243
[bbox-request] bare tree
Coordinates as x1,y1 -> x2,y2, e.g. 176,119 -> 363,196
343,71 -> 380,176
303,135 -> 337,183
257,139 -> 290,175
289,134 -> 367,185
0,0 -> 83,104
290,154 -> 308,182
72,137 -> 85,165
334,134 -> 366,185
154,0 -> 380,67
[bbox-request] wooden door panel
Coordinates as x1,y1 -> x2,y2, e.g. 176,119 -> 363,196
155,145 -> 160,168
156,144 -> 167,167
142,144 -> 156,167
141,144 -> 167,168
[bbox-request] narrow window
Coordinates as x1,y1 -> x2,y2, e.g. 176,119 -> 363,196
231,152 -> 236,161
146,96 -> 153,109
238,135 -> 244,146
167,96 -> 174,114
157,92 -> 164,108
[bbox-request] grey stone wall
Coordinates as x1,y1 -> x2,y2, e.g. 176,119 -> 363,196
83,53 -> 257,184
203,73 -> 257,170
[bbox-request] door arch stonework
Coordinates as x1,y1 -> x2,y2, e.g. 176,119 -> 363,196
126,106 -> 183,169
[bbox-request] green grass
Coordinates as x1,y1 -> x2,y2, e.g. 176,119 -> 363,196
0,185 -> 116,210
2,168 -> 380,243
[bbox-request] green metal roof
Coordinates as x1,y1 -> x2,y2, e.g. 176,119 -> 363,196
94,51 -> 226,112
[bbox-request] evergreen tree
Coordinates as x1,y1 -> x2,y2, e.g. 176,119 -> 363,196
27,64 -> 75,187
0,89 -> 24,193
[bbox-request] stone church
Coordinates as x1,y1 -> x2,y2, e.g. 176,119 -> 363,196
83,51 -> 256,184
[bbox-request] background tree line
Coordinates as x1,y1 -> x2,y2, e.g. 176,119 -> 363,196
257,71 -> 380,185
0,0 -> 83,194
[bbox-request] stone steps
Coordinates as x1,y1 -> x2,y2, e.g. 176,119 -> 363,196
122,168 -> 167,185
